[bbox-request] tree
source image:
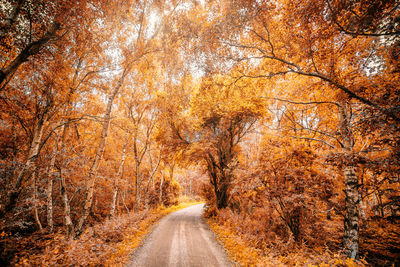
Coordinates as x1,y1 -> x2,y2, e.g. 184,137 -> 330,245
193,0 -> 399,259
176,75 -> 266,209
0,0 -> 109,90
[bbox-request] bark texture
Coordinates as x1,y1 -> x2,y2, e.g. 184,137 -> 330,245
110,132 -> 128,218
59,124 -> 74,237
206,152 -> 231,209
32,170 -> 43,232
0,115 -> 46,217
46,141 -> 58,233
339,103 -> 360,259
144,150 -> 161,209
76,69 -> 128,235
343,166 -> 360,259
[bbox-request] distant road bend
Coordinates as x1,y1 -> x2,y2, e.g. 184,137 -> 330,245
127,203 -> 231,267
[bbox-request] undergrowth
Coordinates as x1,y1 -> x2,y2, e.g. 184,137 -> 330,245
10,201 -> 202,266
206,208 -> 368,267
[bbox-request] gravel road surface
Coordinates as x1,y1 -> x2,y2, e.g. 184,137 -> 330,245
127,203 -> 231,267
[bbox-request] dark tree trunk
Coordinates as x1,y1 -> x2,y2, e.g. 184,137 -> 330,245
215,186 -> 229,209
339,103 -> 359,259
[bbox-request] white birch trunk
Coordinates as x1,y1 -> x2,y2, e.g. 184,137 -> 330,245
159,172 -> 164,204
76,69 -> 128,235
339,103 -> 360,259
144,150 -> 162,210
32,170 -> 43,232
59,124 -> 74,237
110,132 -> 128,217
46,140 -> 58,233
0,116 -> 46,216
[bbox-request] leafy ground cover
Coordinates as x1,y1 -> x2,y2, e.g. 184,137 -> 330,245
206,207 -> 370,267
2,200 -> 201,266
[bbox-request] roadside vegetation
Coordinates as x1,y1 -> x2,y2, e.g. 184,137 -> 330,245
3,198 -> 201,266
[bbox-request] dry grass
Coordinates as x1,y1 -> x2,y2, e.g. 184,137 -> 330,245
13,201 -> 202,266
207,219 -> 262,266
206,215 -> 367,267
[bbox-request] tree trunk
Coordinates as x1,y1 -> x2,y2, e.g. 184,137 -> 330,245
145,193 -> 149,210
207,153 -> 230,209
215,183 -> 229,209
76,69 -> 127,235
0,115 -> 46,217
116,190 -> 120,214
110,189 -> 119,218
59,124 -> 74,238
46,171 -> 54,233
159,173 -> 164,204
10,113 -> 18,180
110,131 -> 128,218
189,178 -> 192,196
32,170 -> 43,232
134,169 -> 141,211
377,190 -> 384,217
144,150 -> 162,210
135,185 -> 142,211
121,190 -> 130,213
339,103 -> 359,259
46,138 -> 58,233
359,196 -> 367,221
373,190 -> 380,217
343,166 -> 359,259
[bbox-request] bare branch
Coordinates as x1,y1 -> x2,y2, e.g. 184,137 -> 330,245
289,135 -> 336,149
262,96 -> 341,107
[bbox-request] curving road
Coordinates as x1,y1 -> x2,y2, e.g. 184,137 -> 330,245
127,204 -> 231,267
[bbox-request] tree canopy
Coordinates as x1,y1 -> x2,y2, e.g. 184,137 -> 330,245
0,0 -> 399,265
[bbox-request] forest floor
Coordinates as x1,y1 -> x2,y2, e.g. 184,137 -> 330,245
1,200 -> 203,266
127,203 -> 231,267
206,210 -> 371,267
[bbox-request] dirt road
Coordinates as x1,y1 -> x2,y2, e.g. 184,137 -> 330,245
127,203 -> 231,267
